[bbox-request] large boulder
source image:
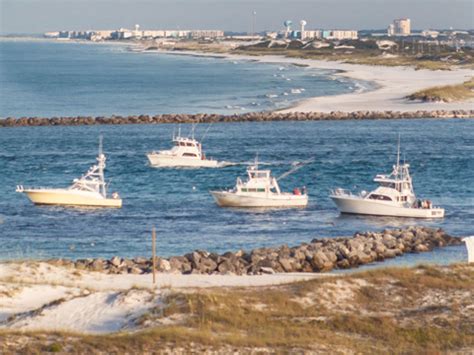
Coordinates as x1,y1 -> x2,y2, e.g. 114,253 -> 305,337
311,251 -> 334,271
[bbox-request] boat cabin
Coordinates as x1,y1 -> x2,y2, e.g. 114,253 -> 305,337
235,166 -> 281,194
69,153 -> 108,197
170,137 -> 203,159
368,163 -> 416,205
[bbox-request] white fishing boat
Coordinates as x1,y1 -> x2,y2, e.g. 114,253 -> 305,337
146,127 -> 224,168
210,159 -> 309,208
330,139 -> 444,219
16,137 -> 122,208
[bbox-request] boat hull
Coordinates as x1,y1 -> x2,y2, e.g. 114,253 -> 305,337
21,189 -> 122,208
210,191 -> 308,208
147,153 -> 219,168
330,195 -> 444,218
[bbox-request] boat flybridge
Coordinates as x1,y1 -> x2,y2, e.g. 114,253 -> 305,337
16,137 -> 122,208
210,158 -> 310,208
330,139 -> 444,219
147,126 -> 224,168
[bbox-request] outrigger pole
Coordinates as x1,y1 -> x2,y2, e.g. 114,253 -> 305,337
97,135 -> 106,197
200,121 -> 214,143
276,158 -> 314,181
397,133 -> 401,168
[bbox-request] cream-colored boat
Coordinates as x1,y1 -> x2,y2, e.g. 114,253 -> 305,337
147,127 -> 228,168
330,139 -> 444,219
16,138 -> 122,208
210,159 -> 309,208
147,135 -> 220,168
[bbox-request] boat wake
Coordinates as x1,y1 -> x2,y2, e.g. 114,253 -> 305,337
216,161 -> 239,168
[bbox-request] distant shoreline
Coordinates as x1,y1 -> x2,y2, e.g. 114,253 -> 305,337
148,48 -> 473,113
1,37 -> 473,120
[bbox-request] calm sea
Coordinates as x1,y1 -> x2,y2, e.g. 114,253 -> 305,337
0,38 -> 371,117
0,39 -> 471,266
0,120 -> 472,264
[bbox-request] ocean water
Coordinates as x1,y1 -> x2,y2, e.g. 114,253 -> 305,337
0,38 -> 371,117
0,119 -> 472,263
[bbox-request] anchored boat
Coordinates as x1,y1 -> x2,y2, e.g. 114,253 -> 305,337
330,139 -> 444,218
146,126 -> 226,168
210,159 -> 310,208
16,137 -> 122,208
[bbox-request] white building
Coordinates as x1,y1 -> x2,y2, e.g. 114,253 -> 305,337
322,30 -> 358,40
388,18 -> 411,36
421,30 -> 440,38
302,30 -> 323,40
190,30 -> 224,39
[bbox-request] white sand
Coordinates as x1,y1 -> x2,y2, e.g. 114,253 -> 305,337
0,262 -> 324,334
160,50 -> 473,113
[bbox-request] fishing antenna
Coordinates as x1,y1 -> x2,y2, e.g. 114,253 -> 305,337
276,157 -> 314,181
99,134 -> 103,156
396,133 -> 401,168
200,122 -> 214,143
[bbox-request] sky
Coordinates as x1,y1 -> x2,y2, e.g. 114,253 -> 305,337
0,0 -> 472,34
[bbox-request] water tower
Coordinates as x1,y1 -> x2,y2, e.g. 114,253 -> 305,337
300,20 -> 307,40
283,20 -> 293,38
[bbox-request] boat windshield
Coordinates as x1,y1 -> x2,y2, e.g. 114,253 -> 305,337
241,188 -> 266,193
250,171 -> 269,179
380,182 -> 396,188
368,194 -> 393,201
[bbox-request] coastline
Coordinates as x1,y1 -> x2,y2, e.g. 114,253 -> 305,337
153,49 -> 473,113
0,224 -> 468,335
1,39 -> 473,120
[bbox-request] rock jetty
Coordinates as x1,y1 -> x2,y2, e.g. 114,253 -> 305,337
1,110 -> 473,127
47,226 -> 462,275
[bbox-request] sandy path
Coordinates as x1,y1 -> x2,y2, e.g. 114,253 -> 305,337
0,262 -> 325,333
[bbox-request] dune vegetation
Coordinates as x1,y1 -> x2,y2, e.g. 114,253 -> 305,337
1,263 -> 473,353
407,77 -> 474,102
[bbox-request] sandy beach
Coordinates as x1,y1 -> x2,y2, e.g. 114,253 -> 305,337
159,50 -> 473,113
1,260 -> 472,354
0,261 -> 323,333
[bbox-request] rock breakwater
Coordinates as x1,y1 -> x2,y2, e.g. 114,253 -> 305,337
1,110 -> 473,127
47,227 -> 463,275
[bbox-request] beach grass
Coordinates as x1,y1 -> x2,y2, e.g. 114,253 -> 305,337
232,47 -> 459,71
407,77 -> 474,102
166,37 -> 474,71
1,263 -> 473,353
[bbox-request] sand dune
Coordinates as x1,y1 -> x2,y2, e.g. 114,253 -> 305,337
0,262 -> 323,333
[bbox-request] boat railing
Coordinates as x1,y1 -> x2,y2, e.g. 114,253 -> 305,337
16,185 -> 58,192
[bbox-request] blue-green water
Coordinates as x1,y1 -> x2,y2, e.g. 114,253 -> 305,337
0,119 -> 472,263
0,38 -> 370,117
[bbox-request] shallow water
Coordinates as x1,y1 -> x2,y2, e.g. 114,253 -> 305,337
0,39 -> 371,117
0,119 -> 472,263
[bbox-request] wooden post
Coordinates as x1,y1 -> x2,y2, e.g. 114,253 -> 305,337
152,227 -> 156,285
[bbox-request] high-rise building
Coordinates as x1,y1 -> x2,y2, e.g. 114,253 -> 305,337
388,18 -> 411,36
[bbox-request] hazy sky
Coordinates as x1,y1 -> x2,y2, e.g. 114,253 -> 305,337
1,0 -> 472,34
